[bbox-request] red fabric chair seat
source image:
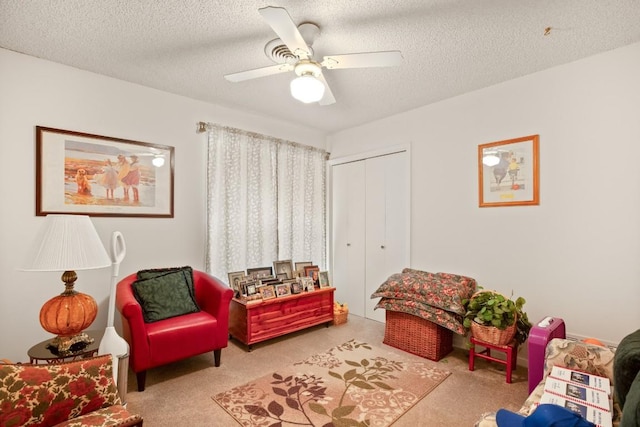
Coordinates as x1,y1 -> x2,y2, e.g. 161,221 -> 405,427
116,269 -> 233,391
145,311 -> 219,368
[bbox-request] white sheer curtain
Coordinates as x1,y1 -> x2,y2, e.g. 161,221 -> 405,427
205,124 -> 326,282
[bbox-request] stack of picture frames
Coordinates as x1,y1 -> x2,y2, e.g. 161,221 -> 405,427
227,260 -> 331,302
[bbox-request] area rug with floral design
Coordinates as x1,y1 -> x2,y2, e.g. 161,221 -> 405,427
212,339 -> 451,426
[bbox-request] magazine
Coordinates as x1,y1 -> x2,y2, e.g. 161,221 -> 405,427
540,371 -> 613,427
548,366 -> 611,395
539,393 -> 612,427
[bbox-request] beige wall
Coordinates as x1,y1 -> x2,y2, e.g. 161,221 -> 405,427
328,42 -> 640,346
3,40 -> 639,362
0,48 -> 325,362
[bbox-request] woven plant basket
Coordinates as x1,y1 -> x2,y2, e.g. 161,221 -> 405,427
470,320 -> 516,346
468,290 -> 517,346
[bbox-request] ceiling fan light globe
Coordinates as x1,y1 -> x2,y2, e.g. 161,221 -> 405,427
290,75 -> 325,103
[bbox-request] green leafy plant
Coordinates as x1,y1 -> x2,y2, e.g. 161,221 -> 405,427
462,290 -> 532,345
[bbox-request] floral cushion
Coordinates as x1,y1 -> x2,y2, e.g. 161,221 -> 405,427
475,338 -> 621,427
55,405 -> 142,427
370,268 -> 476,315
0,354 -> 141,427
375,297 -> 466,335
521,339 -> 620,425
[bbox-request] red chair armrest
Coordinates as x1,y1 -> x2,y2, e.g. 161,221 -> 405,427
115,273 -> 150,369
193,271 -> 233,330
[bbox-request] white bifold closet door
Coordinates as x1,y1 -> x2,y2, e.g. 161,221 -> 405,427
331,150 -> 410,323
332,161 -> 366,318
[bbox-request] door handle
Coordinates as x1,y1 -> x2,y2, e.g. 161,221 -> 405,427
381,245 -> 385,249
347,243 -> 351,246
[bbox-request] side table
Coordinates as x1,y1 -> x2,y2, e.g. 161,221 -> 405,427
28,330 -> 100,364
468,336 -> 518,383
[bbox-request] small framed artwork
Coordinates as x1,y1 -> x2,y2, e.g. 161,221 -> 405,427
260,278 -> 282,286
318,271 -> 330,288
273,260 -> 294,279
259,285 -> 276,300
291,281 -> 302,294
295,261 -> 313,271
247,266 -> 273,280
304,265 -> 320,286
227,271 -> 246,293
36,126 -> 174,217
275,283 -> 291,297
300,276 -> 315,292
243,281 -> 258,296
478,134 -> 539,207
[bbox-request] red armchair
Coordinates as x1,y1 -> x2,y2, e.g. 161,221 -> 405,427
116,269 -> 233,391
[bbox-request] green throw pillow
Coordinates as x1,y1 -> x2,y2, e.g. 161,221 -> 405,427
137,266 -> 197,302
132,267 -> 200,323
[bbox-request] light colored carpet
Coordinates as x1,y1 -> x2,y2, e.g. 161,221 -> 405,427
213,339 -> 451,426
124,315 -> 529,426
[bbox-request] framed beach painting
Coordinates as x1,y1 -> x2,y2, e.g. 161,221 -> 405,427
36,126 -> 174,217
478,134 -> 539,207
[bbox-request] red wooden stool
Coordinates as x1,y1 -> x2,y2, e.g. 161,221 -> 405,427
468,336 -> 518,383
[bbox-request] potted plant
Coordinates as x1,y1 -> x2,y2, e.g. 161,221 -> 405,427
463,290 -> 532,345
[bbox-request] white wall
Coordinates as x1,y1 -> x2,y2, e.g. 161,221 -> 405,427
0,48 -> 325,362
328,42 -> 640,346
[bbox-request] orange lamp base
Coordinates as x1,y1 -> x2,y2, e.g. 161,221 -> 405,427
39,270 -> 98,355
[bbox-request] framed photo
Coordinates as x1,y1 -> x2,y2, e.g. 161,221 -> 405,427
300,276 -> 315,292
227,271 -> 246,293
290,281 -> 302,294
260,278 -> 282,287
246,267 -> 273,280
259,285 -> 276,300
273,260 -> 293,279
274,283 -> 291,297
304,265 -> 320,286
244,282 -> 258,296
295,261 -> 313,271
318,271 -> 330,288
36,126 -> 174,217
478,134 -> 539,207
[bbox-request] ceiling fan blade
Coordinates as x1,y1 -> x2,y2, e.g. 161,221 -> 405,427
321,51 -> 403,70
317,73 -> 336,106
259,6 -> 311,60
224,63 -> 293,82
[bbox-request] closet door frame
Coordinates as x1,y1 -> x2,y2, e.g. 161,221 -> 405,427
327,144 -> 411,318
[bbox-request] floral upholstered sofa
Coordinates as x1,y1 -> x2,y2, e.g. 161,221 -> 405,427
0,354 -> 143,427
475,337 -> 621,427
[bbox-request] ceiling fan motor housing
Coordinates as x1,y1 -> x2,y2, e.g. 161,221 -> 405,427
294,59 -> 322,77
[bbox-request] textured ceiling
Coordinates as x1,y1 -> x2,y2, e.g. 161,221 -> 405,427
1,0 -> 640,133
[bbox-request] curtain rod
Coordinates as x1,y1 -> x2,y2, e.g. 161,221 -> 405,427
196,121 -> 329,158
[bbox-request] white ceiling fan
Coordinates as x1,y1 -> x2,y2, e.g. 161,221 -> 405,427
224,6 -> 403,105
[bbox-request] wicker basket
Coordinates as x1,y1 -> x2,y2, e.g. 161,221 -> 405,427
333,309 -> 348,325
467,290 -> 517,346
470,321 -> 516,346
383,311 -> 453,361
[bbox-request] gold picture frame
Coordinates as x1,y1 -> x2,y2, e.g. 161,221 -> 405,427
478,134 -> 539,207
259,285 -> 276,300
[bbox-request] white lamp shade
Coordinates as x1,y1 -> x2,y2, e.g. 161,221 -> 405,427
290,75 -> 325,104
22,215 -> 111,271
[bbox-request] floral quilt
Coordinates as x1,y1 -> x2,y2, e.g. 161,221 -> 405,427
370,268 -> 476,334
375,297 -> 466,335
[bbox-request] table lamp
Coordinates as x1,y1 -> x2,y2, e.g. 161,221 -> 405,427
22,214 -> 111,355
